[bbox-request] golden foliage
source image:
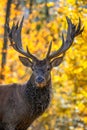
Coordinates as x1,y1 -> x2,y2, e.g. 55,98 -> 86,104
0,0 -> 87,129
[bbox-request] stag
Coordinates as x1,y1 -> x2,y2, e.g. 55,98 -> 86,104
0,17 -> 83,130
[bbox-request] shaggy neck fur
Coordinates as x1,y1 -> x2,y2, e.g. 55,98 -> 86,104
25,74 -> 52,118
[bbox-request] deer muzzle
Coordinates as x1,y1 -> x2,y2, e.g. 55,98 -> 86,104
35,76 -> 46,88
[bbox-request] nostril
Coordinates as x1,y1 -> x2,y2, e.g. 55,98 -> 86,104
36,77 -> 44,83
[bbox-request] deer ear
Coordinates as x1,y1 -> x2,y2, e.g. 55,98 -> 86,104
19,56 -> 32,67
51,56 -> 64,67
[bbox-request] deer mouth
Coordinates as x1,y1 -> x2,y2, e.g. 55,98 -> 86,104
36,82 -> 46,88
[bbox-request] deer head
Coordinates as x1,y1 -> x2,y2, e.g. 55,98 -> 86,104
7,17 -> 83,87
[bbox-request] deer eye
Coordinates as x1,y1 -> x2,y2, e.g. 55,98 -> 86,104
47,66 -> 50,71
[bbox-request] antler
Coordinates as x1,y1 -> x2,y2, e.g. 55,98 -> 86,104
7,16 -> 37,61
47,17 -> 83,60
46,40 -> 52,58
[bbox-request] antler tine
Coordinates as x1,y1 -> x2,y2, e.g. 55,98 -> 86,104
48,17 -> 83,60
19,16 -> 24,32
46,40 -> 52,58
48,33 -> 65,59
75,17 -> 84,36
7,17 -> 37,61
26,46 -> 37,60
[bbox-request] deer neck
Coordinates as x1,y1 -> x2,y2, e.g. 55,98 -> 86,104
24,74 -> 52,117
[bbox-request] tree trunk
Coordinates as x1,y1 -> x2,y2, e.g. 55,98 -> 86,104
45,0 -> 49,21
29,0 -> 33,14
0,0 -> 12,79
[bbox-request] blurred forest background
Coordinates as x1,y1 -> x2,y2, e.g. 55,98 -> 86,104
0,0 -> 87,130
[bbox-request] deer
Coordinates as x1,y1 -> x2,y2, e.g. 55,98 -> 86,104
0,17 -> 83,130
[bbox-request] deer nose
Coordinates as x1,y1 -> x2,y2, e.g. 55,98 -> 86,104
36,76 -> 44,83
